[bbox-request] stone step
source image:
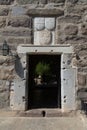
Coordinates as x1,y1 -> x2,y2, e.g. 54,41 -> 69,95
0,109 -> 85,117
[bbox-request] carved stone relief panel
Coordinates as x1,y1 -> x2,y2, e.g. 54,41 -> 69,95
34,17 -> 56,45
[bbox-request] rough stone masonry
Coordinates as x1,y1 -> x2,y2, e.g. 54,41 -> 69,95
0,0 -> 87,110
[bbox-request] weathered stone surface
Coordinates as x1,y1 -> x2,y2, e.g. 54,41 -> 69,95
34,17 -> 45,31
11,6 -> 27,16
79,0 -> 87,3
66,4 -> 87,15
48,0 -> 65,3
0,0 -> 13,5
0,80 -> 10,108
0,96 -> 9,108
26,8 -> 64,17
64,25 -> 78,35
45,17 -> 55,30
58,15 -> 81,24
78,73 -> 86,86
39,0 -> 47,4
84,15 -> 87,22
67,0 -> 78,4
34,30 -> 52,45
81,24 -> 87,35
0,18 -> 6,28
0,66 -> 14,80
78,59 -> 87,67
0,56 -> 13,65
0,28 -> 31,37
8,16 -> 31,27
7,37 -> 24,44
0,8 -> 9,16
25,37 -> 32,44
17,0 -> 39,4
64,36 -> 87,45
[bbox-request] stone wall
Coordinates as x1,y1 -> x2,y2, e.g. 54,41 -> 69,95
0,0 -> 87,109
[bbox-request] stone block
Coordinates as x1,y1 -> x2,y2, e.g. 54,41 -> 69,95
61,68 -> 76,110
81,24 -> 87,35
8,16 -> 31,27
58,15 -> 81,24
0,66 -> 14,80
67,0 -> 78,4
40,0 -> 47,4
34,30 -> 52,45
7,37 -> 24,44
76,100 -> 81,110
0,80 -> 10,108
45,17 -> 55,30
64,25 -> 78,35
0,8 -> 9,16
0,28 -> 32,37
48,0 -> 65,3
0,92 -> 9,101
78,91 -> 87,100
25,37 -> 32,44
11,6 -> 27,16
66,4 -> 87,15
79,0 -> 87,3
0,96 -> 9,108
0,0 -> 13,5
0,17 -> 6,28
17,0 -> 39,4
34,17 -> 45,31
84,15 -> 87,22
10,80 -> 26,110
0,56 -> 11,65
78,73 -> 86,86
0,55 -> 15,66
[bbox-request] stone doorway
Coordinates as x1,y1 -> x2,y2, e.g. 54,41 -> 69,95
27,54 -> 61,109
10,45 -> 76,111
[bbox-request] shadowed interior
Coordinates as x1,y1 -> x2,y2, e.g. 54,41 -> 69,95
27,54 -> 61,109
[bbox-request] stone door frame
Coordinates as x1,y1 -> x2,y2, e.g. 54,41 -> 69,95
10,45 -> 76,111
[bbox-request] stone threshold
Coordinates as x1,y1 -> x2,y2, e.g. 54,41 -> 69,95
0,109 -> 82,117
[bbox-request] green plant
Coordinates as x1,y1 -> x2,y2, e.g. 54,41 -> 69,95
35,62 -> 51,77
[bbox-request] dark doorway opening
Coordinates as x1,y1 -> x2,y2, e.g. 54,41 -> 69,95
27,54 -> 61,109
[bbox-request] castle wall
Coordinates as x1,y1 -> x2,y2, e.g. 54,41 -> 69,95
0,0 -> 87,110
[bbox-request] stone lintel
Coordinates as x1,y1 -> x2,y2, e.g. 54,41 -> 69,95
26,8 -> 64,17
17,44 -> 73,54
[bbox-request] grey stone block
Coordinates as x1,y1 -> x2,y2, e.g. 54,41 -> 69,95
11,6 -> 27,16
10,80 -> 26,110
